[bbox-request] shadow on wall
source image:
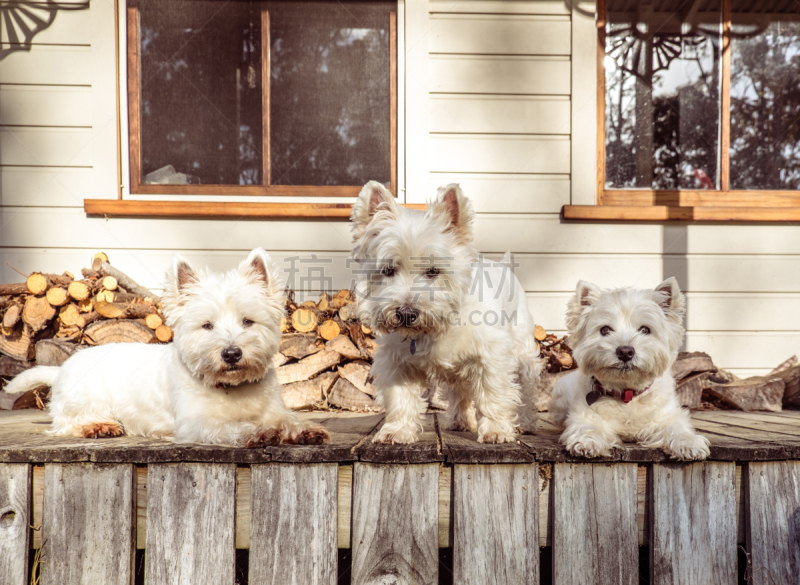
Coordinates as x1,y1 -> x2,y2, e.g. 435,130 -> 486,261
0,0 -> 89,61
662,225 -> 689,351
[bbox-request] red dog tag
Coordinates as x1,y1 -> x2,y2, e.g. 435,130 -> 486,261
622,389 -> 634,403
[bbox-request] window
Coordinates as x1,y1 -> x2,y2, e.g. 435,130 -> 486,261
566,0 -> 800,220
126,0 -> 397,196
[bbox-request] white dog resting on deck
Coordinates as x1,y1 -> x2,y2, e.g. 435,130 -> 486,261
4,248 -> 329,447
549,278 -> 709,461
350,181 -> 543,444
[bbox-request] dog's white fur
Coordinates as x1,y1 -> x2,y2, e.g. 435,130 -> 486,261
350,181 -> 543,444
549,278 -> 709,460
5,249 -> 329,447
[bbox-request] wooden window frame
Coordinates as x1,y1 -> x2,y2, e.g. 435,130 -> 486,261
564,0 -> 800,222
125,2 -> 397,198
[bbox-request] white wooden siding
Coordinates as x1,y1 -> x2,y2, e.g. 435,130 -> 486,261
0,0 -> 798,376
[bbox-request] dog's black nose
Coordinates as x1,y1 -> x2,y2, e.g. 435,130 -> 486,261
616,346 -> 635,363
222,346 -> 243,365
395,306 -> 420,327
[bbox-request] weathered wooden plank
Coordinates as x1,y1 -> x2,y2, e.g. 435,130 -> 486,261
439,464 -> 453,548
651,462 -> 737,585
339,465 -> 353,548
453,464 -> 538,584
694,412 -> 800,437
351,463 -> 439,584
439,415 -> 535,464
145,463 -> 235,585
0,463 -> 30,585
235,466 -> 250,549
430,15 -> 571,55
553,463 -> 638,585
41,463 -> 135,585
355,413 -> 442,463
249,463 -> 338,585
746,461 -> 800,585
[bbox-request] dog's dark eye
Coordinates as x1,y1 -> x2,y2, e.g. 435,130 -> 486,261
381,266 -> 395,277
202,323 -> 214,330
242,318 -> 254,327
639,326 -> 651,335
426,267 -> 440,279
600,326 -> 613,336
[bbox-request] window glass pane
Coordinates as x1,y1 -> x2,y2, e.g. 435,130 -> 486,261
604,0 -> 721,190
730,1 -> 800,190
137,0 -> 263,186
268,1 -> 392,187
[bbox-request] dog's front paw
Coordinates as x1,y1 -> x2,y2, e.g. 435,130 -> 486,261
667,435 -> 710,461
81,422 -> 124,439
244,428 -> 282,448
478,431 -> 517,444
567,437 -> 613,458
373,426 -> 419,444
286,426 -> 330,445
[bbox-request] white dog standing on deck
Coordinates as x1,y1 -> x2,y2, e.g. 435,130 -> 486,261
549,278 -> 709,460
350,181 -> 543,444
5,248 -> 329,447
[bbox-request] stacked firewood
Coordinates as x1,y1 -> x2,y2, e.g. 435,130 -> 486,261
277,290 -> 381,412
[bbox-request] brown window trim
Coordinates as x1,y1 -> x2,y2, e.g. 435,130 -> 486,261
125,4 -> 398,199
563,0 -> 800,223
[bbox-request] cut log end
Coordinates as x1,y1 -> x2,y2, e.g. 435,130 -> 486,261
291,308 -> 318,333
67,281 -> 90,301
26,273 -> 48,296
319,320 -> 341,341
155,324 -> 173,342
46,287 -> 68,307
145,313 -> 163,330
534,325 -> 547,342
102,276 -> 118,291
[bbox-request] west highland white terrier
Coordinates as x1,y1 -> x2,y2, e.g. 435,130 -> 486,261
5,248 -> 329,447
350,181 -> 543,444
549,278 -> 709,460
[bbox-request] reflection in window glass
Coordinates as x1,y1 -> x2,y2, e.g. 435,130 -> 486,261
137,0 -> 263,186
269,2 -> 392,187
730,2 -> 800,190
604,0 -> 721,190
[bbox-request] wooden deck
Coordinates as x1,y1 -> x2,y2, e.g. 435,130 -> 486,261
1,409 -> 799,584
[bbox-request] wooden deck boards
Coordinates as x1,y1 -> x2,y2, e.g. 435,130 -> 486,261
2,410 -> 800,463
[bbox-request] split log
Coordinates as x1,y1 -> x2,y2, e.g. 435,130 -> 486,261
56,324 -> 81,341
770,364 -> 800,408
26,273 -> 48,295
84,319 -> 154,345
12,387 -> 49,410
279,333 -> 321,360
95,300 -> 156,320
35,339 -> 83,366
336,289 -> 351,299
705,376 -> 785,412
536,369 -> 574,412
273,353 -> 288,368
319,320 -> 341,341
102,276 -> 118,291
328,377 -> 379,411
0,327 -> 34,361
534,325 -> 547,342
67,281 -> 90,301
0,295 -> 11,310
325,335 -> 362,360
0,355 -> 33,380
81,267 -> 101,280
282,371 -> 338,410
2,304 -> 21,329
145,314 -> 163,330
0,283 -> 29,296
277,350 -> 341,385
358,336 -> 377,359
106,292 -> 144,304
770,355 -> 798,375
329,296 -> 347,311
77,298 -> 93,313
338,304 -> 357,322
337,360 -> 376,396
300,300 -> 317,309
291,308 -> 318,333
22,296 -> 56,333
675,371 -> 711,409
671,351 -> 716,381
46,287 -> 68,307
279,317 -> 289,333
58,304 -> 81,327
318,297 -> 329,312
155,325 -> 173,342
100,262 -> 160,303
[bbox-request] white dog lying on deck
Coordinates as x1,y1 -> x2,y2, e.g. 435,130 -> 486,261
5,248 -> 329,447
549,278 -> 709,461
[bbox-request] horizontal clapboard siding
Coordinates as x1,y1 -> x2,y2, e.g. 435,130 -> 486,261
430,15 -> 570,55
0,86 -> 93,127
428,174 -> 569,213
430,96 -> 570,135
431,136 -> 570,174
0,46 -> 92,85
428,0 -> 570,15
430,55 -> 570,95
0,167 -> 91,207
0,127 -> 93,167
1,4 -> 90,45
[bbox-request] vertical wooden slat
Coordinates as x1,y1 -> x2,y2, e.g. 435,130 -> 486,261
651,462 -> 737,585
0,464 -> 31,585
145,463 -> 236,585
746,461 -> 800,585
389,10 -> 397,196
596,0 -> 606,204
126,6 -> 141,193
553,463 -> 638,585
249,463 -> 337,585
338,464 -> 352,549
42,463 -> 135,585
351,463 -> 438,585
453,464 -> 538,585
262,7 -> 271,187
720,0 -> 731,191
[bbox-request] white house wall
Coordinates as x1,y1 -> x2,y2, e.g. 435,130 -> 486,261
0,0 -> 798,378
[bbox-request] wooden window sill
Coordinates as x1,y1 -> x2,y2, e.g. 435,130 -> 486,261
562,205 -> 800,223
84,200 -> 425,219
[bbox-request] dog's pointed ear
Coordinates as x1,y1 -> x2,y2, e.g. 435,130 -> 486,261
162,254 -> 199,320
565,280 -> 601,333
654,277 -> 686,321
431,183 -> 474,243
172,254 -> 198,293
350,181 -> 399,242
239,248 -> 281,296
